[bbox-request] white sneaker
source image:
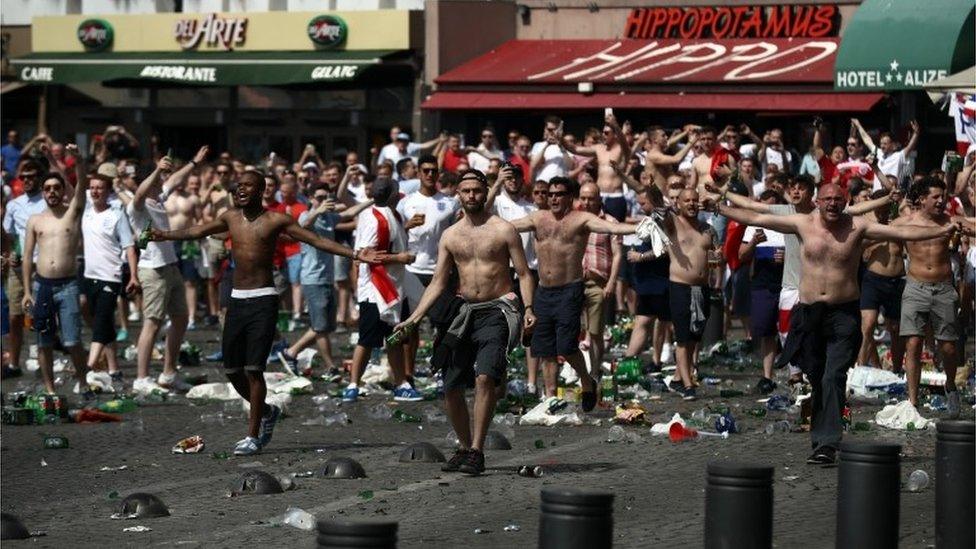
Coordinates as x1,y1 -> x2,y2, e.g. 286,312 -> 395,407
157,372 -> 193,392
661,342 -> 674,365
234,436 -> 262,456
133,376 -> 170,396
127,311 -> 141,322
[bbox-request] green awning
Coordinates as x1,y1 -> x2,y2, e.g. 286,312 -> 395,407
10,50 -> 399,86
834,0 -> 974,91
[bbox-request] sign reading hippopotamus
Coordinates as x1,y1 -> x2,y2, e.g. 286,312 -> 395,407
436,39 -> 839,85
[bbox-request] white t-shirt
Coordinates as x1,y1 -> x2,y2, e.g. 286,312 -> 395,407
127,196 -> 178,268
346,182 -> 369,204
468,146 -> 502,173
530,141 -> 570,182
378,142 -> 422,166
876,149 -> 907,181
82,205 -> 134,283
354,207 -> 406,319
492,190 -> 538,269
396,191 -> 460,275
398,178 -> 421,195
763,148 -> 792,175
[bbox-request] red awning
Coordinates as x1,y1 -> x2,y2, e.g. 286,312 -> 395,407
436,38 -> 839,85
421,91 -> 885,112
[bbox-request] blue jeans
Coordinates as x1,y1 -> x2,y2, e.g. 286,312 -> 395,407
32,277 -> 82,348
285,254 -> 302,284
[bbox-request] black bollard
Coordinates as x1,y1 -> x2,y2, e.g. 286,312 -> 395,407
539,487 -> 613,549
317,518 -> 397,548
936,420 -> 975,549
836,441 -> 900,549
704,462 -> 773,549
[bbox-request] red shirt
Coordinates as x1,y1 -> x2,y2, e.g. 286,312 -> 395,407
817,156 -> 838,186
269,199 -> 307,258
509,154 -> 531,183
8,178 -> 24,197
442,149 -> 466,173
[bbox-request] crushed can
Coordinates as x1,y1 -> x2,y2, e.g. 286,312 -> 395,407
43,435 -> 69,449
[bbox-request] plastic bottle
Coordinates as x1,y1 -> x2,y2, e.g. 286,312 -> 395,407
392,410 -> 421,423
99,398 -> 137,414
765,420 -> 791,435
907,469 -> 929,492
601,375 -> 616,405
281,507 -> 316,531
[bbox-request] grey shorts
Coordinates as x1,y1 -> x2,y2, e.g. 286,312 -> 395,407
899,278 -> 959,341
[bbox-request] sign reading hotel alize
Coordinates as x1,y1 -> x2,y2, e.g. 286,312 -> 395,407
437,39 -> 839,85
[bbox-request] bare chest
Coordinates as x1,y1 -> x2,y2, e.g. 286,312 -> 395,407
535,216 -> 582,246
803,227 -> 859,264
447,228 -> 506,263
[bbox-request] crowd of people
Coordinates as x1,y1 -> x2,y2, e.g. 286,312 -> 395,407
1,111 -> 973,471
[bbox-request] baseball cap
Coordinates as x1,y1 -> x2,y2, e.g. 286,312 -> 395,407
395,132 -> 410,142
93,162 -> 118,182
302,161 -> 319,172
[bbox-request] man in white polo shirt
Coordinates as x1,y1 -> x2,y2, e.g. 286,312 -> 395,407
127,147 -> 207,394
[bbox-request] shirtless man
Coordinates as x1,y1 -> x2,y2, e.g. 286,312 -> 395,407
395,169 -> 535,475
857,190 -> 906,373
643,125 -> 699,194
150,170 -> 378,455
895,177 -> 975,418
21,145 -> 89,396
659,188 -> 717,401
563,112 -> 631,221
509,176 -> 639,409
689,127 -> 718,193
166,170 -> 203,329
711,183 -> 956,465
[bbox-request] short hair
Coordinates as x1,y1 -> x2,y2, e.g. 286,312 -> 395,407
216,161 -> 233,172
848,177 -> 869,198
645,124 -> 665,136
42,173 -> 66,188
439,171 -> 459,187
641,184 -> 664,207
909,176 -> 946,203
768,172 -> 791,187
417,154 -> 438,167
791,174 -> 816,193
544,115 -> 562,127
458,169 -> 488,188
395,157 -> 413,176
879,131 -> 894,141
759,189 -> 785,203
372,176 -> 398,205
20,159 -> 44,174
243,169 -> 267,188
700,125 -> 717,136
548,176 -> 579,197
324,161 -> 342,173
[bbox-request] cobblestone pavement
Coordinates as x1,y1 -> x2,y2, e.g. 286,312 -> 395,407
1,324 -> 970,548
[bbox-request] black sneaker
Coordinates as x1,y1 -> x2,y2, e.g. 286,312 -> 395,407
1,365 -> 23,379
806,446 -> 837,466
458,449 -> 485,476
642,361 -> 662,375
442,449 -> 469,472
756,377 -> 776,395
682,386 -> 697,401
581,376 -> 598,413
668,379 -> 684,393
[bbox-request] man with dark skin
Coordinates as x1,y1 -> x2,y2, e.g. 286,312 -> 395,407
395,169 -> 536,475
708,183 -> 958,465
509,177 -> 639,408
894,177 -> 976,418
150,170 -> 379,455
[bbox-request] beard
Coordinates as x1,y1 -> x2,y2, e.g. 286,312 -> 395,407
462,201 -> 485,214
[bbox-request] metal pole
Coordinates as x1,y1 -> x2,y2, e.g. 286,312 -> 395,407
836,441 -> 900,549
704,462 -> 774,549
936,420 -> 975,549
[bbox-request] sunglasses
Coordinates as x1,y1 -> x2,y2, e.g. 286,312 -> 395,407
421,167 -> 437,174
548,191 -> 569,197
216,170 -> 231,175
532,190 -> 547,195
313,195 -> 329,201
21,172 -> 39,179
482,134 -> 494,139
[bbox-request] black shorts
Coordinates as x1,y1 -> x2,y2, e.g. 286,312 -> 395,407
444,308 -> 510,391
222,294 -> 278,373
86,278 -> 121,344
859,271 -> 905,320
601,195 -> 628,222
531,281 -> 584,358
357,301 -> 394,348
636,292 -> 671,321
669,281 -> 711,344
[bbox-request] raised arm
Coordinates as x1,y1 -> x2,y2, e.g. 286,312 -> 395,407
713,184 -> 773,213
851,119 -> 877,154
65,145 -> 87,214
153,216 -> 228,242
611,160 -> 643,192
862,219 -> 954,241
282,216 -> 374,262
510,211 -> 538,233
713,202 -> 803,235
846,189 -> 899,216
163,146 -> 208,195
338,199 -> 374,220
903,120 -> 921,156
132,156 -> 173,210
416,136 -> 442,152
608,114 -> 630,160
650,132 -> 699,165
486,170 -> 506,212
584,212 -> 636,235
